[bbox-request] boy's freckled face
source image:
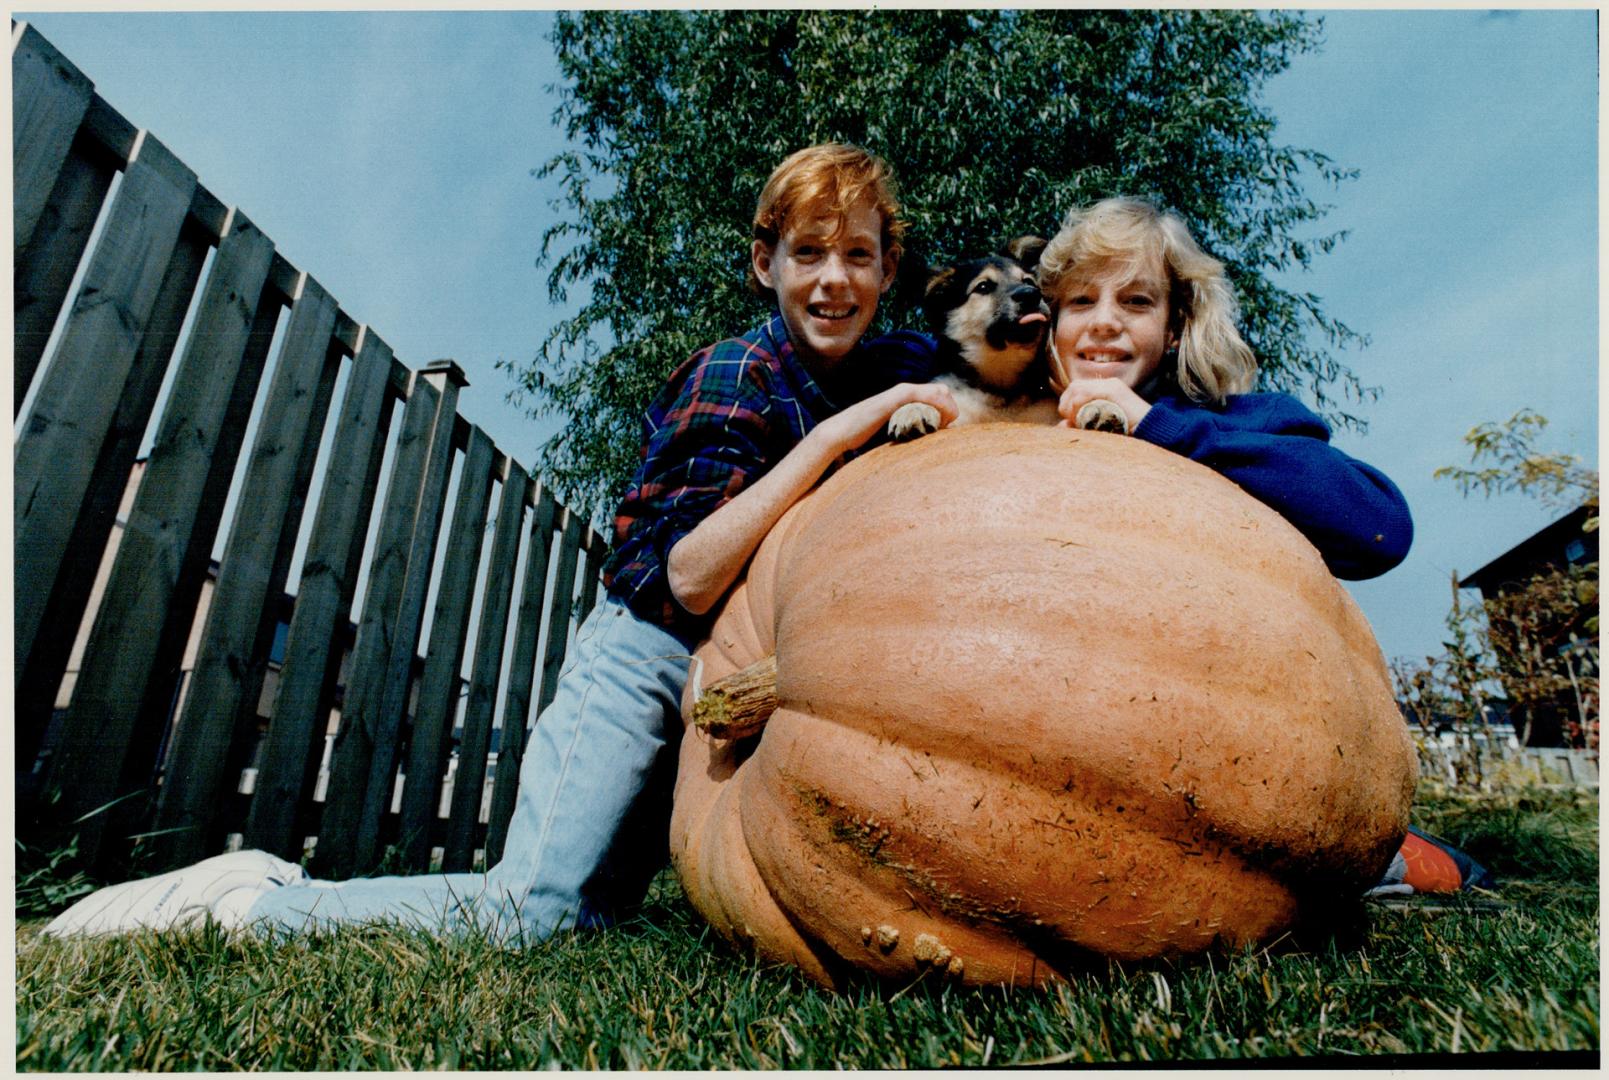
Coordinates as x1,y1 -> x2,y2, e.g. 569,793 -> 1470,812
753,197 -> 895,375
1053,255 -> 1176,390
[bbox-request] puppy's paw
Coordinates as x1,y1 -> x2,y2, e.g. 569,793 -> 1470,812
888,401 -> 942,442
1074,399 -> 1130,436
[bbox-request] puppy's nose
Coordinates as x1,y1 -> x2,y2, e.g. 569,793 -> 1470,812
1010,283 -> 1043,307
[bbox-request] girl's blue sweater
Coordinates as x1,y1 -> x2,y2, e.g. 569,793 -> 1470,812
1134,392 -> 1413,581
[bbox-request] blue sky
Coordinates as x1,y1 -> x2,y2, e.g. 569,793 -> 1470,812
15,9 -> 1599,667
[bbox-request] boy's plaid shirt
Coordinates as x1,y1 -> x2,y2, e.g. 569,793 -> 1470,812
602,313 -> 936,633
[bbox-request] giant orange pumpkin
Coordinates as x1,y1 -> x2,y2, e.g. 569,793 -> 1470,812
670,424 -> 1416,989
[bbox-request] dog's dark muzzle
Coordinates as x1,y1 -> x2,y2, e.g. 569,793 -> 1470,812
990,284 -> 1051,347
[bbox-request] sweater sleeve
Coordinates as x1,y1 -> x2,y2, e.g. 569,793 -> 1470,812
1133,393 -> 1413,580
634,364 -> 781,594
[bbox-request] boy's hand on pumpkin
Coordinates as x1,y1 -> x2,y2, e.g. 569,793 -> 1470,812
816,382 -> 958,456
668,384 -> 955,617
1055,378 -> 1151,433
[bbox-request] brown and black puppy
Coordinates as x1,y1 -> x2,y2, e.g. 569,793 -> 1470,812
888,236 -> 1060,441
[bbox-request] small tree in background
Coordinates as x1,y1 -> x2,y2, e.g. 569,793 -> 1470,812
1392,647 -> 1485,787
1483,567 -> 1599,748
505,10 -> 1367,510
1397,410 -> 1599,760
1435,410 -> 1599,749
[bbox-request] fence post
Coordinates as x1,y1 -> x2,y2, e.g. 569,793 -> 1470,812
395,427 -> 496,871
242,327 -> 399,860
442,463 -> 531,871
14,114 -> 122,412
537,508 -> 587,718
16,132 -> 201,801
41,212 -> 279,858
147,273 -> 343,870
483,482 -> 559,864
12,22 -> 94,253
313,361 -> 466,878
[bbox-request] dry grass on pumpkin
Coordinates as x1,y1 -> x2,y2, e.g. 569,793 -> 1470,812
15,786 -> 1599,1069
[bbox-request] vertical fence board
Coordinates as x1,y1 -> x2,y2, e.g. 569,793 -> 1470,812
487,501 -> 587,860
396,427 -> 496,870
15,135 -> 119,411
536,508 -> 587,718
12,22 -> 94,252
355,364 -> 466,868
243,329 -> 397,860
483,482 -> 558,863
23,275 -> 215,844
149,274 -> 342,869
314,363 -> 465,877
19,222 -> 211,791
112,273 -> 285,838
443,465 -> 531,871
14,133 -> 198,712
312,376 -> 444,876
44,214 -> 278,853
575,528 -> 606,624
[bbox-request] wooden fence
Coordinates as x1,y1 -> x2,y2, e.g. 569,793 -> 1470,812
13,22 -> 609,879
1415,735 -> 1599,792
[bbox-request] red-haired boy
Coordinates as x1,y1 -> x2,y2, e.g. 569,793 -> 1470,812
48,144 -> 957,940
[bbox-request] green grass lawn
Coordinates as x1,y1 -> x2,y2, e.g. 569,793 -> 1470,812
15,786 -> 1599,1069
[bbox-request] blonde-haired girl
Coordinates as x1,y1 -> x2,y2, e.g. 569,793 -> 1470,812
1038,198 -> 1411,580
1039,202 -> 1491,898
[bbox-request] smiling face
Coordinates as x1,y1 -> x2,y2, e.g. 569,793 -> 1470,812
752,196 -> 896,376
1051,255 -> 1177,391
924,254 -> 1049,392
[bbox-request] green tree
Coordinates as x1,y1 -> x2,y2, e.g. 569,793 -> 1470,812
1434,407 -> 1600,516
1398,411 -> 1599,753
1441,410 -> 1599,748
506,10 -> 1366,511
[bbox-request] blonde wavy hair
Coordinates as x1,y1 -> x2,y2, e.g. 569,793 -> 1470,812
1037,198 -> 1257,404
748,143 -> 906,302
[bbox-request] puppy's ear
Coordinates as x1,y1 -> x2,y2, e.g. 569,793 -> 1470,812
1005,235 -> 1048,271
924,265 -> 957,300
922,266 -> 958,329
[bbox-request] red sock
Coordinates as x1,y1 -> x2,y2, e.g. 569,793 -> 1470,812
1396,830 -> 1466,893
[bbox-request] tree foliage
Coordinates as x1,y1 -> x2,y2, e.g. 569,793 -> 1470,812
1482,564 -> 1598,748
505,10 -> 1367,511
1396,412 -> 1599,752
1434,408 -> 1600,515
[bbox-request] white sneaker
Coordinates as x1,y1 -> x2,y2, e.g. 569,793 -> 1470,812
1363,883 -> 1416,898
42,850 -> 308,937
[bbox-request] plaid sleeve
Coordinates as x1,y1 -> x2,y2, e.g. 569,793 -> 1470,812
639,331 -> 939,570
603,324 -> 939,627
603,338 -> 782,623
635,354 -> 778,577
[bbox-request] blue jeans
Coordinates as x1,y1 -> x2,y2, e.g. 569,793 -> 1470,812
247,595 -> 696,941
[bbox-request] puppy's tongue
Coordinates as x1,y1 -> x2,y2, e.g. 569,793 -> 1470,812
1018,312 -> 1047,326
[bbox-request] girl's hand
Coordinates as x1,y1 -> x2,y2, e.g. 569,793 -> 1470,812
811,382 -> 959,457
1055,378 -> 1151,433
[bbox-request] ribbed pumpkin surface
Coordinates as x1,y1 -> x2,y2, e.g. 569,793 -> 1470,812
670,424 -> 1415,988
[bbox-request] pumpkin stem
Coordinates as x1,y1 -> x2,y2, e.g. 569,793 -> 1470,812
691,654 -> 779,739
